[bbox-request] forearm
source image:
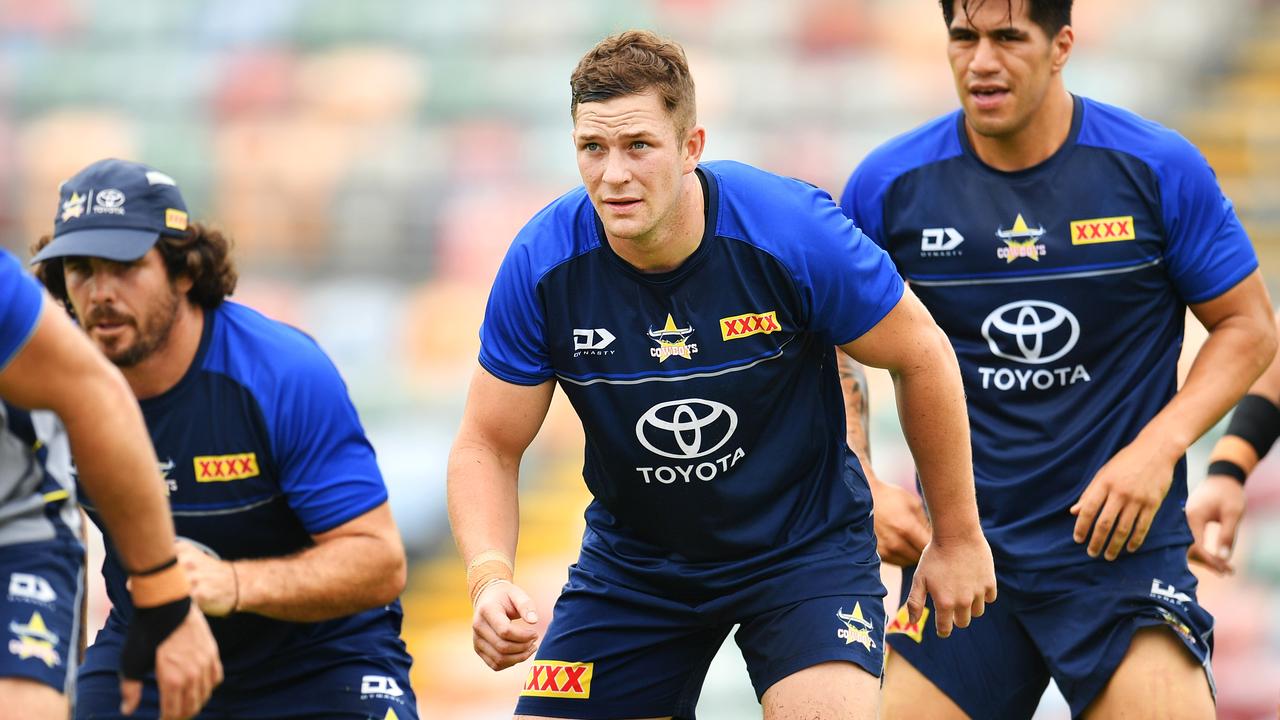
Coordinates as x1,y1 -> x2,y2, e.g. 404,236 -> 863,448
1139,316 -> 1275,459
233,533 -> 405,622
447,437 -> 521,566
892,329 -> 980,538
838,353 -> 872,462
65,368 -> 177,573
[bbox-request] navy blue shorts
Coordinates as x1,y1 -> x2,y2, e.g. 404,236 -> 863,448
0,540 -> 82,695
886,545 -> 1213,719
76,633 -> 418,720
514,559 -> 886,719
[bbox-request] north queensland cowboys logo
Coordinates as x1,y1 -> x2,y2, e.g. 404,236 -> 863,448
981,300 -> 1079,365
636,399 -> 737,459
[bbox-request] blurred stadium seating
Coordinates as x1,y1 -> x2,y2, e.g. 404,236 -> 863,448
1,1 -> 1276,717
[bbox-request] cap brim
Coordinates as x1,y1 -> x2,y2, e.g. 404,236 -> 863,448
30,228 -> 160,265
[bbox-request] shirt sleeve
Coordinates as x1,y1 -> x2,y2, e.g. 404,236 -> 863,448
271,343 -> 387,534
797,187 -> 905,345
0,249 -> 45,371
839,163 -> 888,250
1159,138 -> 1258,303
478,241 -> 554,385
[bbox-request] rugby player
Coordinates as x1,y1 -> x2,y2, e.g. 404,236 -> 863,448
449,29 -> 996,720
31,158 -> 418,720
0,246 -> 219,719
840,1 -> 1276,717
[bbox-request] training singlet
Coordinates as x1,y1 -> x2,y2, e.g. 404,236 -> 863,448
841,94 -> 1257,569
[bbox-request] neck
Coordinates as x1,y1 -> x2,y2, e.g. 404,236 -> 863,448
121,303 -> 205,400
968,85 -> 1074,172
608,172 -> 705,274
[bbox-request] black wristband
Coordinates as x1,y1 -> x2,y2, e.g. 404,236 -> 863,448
1225,394 -> 1280,460
131,555 -> 178,577
1207,459 -> 1248,485
120,596 -> 192,679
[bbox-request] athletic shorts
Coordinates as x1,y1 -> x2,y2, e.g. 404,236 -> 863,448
0,540 -> 83,695
886,544 -> 1213,719
513,557 -> 886,719
76,632 -> 419,720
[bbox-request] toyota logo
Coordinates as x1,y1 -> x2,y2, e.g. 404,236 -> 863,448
96,189 -> 125,208
635,399 -> 738,460
981,300 -> 1079,365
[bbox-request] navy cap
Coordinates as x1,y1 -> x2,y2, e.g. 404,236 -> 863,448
32,158 -> 190,265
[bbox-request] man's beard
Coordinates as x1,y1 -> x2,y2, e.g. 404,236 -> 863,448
85,286 -> 182,368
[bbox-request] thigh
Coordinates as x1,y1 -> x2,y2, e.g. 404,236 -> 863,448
513,567 -> 728,720
0,541 -> 82,696
1082,627 -> 1214,720
1019,546 -> 1214,719
882,565 -> 1048,720
0,677 -> 68,720
761,660 -> 879,720
734,593 -> 884,705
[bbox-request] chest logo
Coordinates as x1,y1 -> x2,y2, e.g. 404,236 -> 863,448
1070,216 -> 1135,245
995,214 -> 1047,263
572,328 -> 616,357
921,227 -> 964,256
981,300 -> 1079,364
720,311 -> 780,341
636,399 -> 737,460
647,314 -> 698,362
193,453 -> 260,482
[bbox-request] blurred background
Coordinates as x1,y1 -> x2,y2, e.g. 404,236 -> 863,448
2,0 -> 1278,717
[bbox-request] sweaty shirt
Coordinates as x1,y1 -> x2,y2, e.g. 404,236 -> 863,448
480,160 -> 903,601
0,248 -> 78,549
841,94 -> 1257,569
80,301 -> 408,679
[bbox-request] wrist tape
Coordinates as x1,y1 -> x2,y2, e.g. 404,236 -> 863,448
466,550 -> 514,606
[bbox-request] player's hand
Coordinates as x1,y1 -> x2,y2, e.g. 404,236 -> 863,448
472,580 -> 540,671
869,476 -> 931,566
175,540 -> 238,617
121,603 -> 222,720
907,527 -> 996,638
1185,473 -> 1245,575
1071,438 -> 1176,561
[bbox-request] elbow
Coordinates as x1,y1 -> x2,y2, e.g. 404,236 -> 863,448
373,540 -> 408,604
1251,315 -> 1278,380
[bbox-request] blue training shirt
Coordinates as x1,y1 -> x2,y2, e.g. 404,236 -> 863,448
841,95 -> 1257,570
80,301 -> 409,677
480,160 -> 904,602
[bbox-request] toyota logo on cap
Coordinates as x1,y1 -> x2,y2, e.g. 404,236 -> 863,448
981,300 -> 1079,365
635,399 -> 738,460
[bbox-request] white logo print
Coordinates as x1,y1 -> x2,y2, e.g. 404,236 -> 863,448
1150,579 -> 1192,605
8,574 -> 56,604
573,328 -> 616,356
360,675 -> 404,697
635,399 -> 745,485
982,300 -> 1079,365
636,399 -> 737,460
921,227 -> 964,255
95,189 -> 125,208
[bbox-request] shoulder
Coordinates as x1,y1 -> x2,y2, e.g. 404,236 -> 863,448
1075,96 -> 1208,177
704,160 -> 842,243
847,111 -> 965,198
203,302 -> 344,397
502,185 -> 602,284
